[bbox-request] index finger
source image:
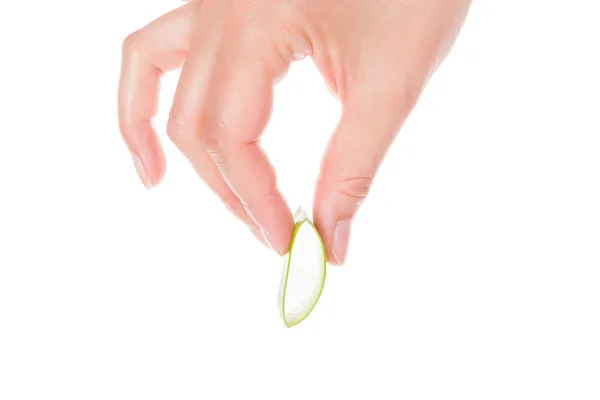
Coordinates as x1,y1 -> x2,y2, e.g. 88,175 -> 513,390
167,5 -> 294,254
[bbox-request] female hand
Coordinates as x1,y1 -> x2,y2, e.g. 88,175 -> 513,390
118,0 -> 472,264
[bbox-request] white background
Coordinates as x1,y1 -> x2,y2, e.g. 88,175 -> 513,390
1,1 -> 599,399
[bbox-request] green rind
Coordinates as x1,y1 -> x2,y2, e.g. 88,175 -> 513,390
281,219 -> 327,328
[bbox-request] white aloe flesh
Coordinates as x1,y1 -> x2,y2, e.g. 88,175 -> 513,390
278,208 -> 327,328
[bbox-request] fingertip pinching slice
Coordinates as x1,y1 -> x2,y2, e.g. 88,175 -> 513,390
278,207 -> 327,328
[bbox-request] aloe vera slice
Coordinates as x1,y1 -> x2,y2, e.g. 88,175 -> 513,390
278,207 -> 327,328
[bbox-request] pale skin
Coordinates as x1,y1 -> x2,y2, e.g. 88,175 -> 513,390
118,0 -> 472,265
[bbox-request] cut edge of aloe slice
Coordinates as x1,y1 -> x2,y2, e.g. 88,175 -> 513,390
278,207 -> 327,328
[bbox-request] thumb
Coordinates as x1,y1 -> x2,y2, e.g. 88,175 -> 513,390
313,87 -> 419,265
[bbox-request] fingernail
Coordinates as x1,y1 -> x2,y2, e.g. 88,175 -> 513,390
333,220 -> 351,265
132,154 -> 152,190
250,225 -> 269,248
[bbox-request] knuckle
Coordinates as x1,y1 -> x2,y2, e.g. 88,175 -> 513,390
334,176 -> 374,208
241,185 -> 278,212
122,30 -> 143,56
166,113 -> 201,147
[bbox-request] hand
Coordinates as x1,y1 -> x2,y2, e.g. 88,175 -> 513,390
118,0 -> 472,264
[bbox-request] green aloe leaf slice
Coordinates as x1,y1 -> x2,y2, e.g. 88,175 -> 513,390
278,207 -> 327,328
